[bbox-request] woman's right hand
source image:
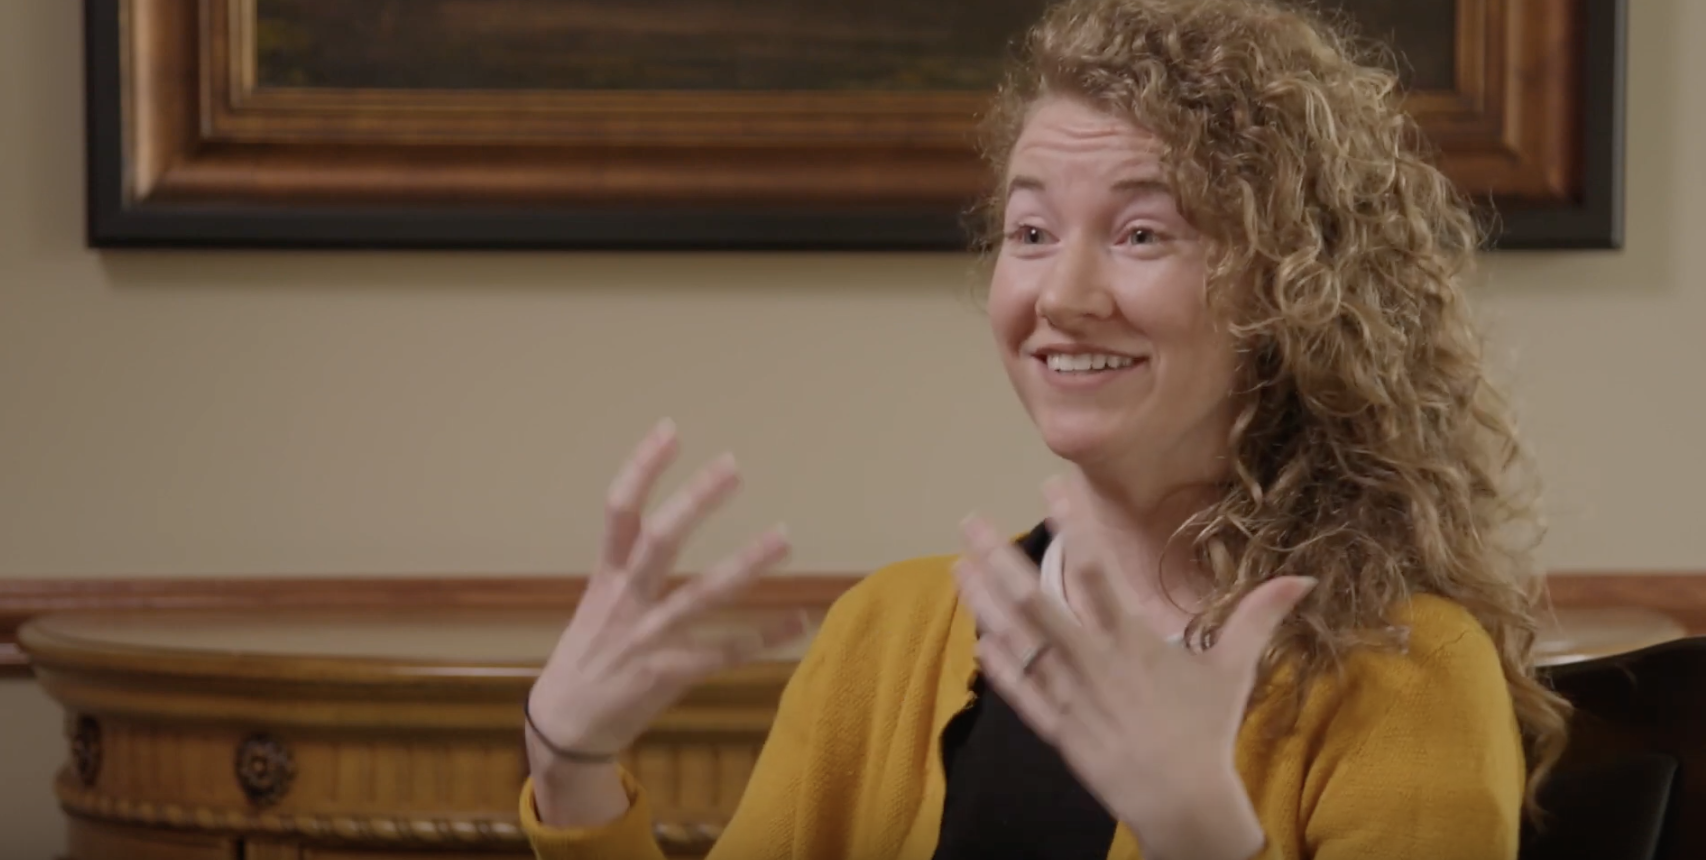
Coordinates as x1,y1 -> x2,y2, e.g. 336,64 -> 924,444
527,419 -> 803,774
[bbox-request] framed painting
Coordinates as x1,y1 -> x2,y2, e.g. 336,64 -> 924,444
84,0 -> 1625,250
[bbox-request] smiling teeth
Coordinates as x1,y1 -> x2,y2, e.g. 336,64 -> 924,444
1046,353 -> 1137,372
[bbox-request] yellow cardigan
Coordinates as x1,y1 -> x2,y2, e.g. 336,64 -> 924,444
522,553 -> 1526,859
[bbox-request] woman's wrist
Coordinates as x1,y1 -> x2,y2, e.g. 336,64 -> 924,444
524,695 -> 621,764
521,688 -> 637,829
529,754 -> 629,829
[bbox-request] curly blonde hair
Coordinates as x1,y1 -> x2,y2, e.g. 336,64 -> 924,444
979,0 -> 1569,810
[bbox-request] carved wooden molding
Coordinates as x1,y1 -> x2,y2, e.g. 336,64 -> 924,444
56,776 -> 528,845
57,777 -> 722,852
234,734 -> 296,809
70,714 -> 102,788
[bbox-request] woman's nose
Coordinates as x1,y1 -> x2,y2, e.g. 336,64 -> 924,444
1036,238 -> 1116,325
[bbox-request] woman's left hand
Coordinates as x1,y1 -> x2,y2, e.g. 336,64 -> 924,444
953,482 -> 1316,860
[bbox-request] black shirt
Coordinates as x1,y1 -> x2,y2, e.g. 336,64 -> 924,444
929,524 -> 1119,860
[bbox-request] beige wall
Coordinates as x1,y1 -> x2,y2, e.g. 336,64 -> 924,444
3,0 -> 1703,856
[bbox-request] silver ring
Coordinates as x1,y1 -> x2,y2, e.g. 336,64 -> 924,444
1018,641 -> 1051,675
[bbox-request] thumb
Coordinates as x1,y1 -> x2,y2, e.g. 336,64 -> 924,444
1213,576 -> 1317,672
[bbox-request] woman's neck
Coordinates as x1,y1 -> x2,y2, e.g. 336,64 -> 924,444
1064,467 -> 1217,633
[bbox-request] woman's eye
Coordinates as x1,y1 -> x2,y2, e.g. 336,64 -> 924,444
1009,225 -> 1048,245
1124,227 -> 1158,246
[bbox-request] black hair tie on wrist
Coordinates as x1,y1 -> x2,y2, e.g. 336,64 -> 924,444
523,696 -> 620,764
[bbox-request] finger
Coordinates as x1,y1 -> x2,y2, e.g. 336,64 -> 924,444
977,636 -> 1065,743
600,419 -> 680,572
646,611 -> 810,681
960,515 -> 1093,674
1043,476 -> 1156,639
744,610 -> 813,659
953,526 -> 1044,641
1041,477 -> 1120,636
624,453 -> 743,598
1074,562 -> 1137,642
951,556 -> 1024,637
641,645 -> 732,686
634,526 -> 791,646
954,554 -> 1070,694
1212,576 -> 1318,674
975,605 -> 1076,710
1076,559 -> 1172,657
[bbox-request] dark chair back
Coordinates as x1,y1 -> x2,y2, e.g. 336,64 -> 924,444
1520,636 -> 1706,860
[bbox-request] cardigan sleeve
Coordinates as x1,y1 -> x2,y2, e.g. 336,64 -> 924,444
523,606 -> 840,860
1299,629 -> 1526,860
520,767 -> 665,860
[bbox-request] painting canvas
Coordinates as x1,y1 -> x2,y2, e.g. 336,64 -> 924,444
1325,0 -> 1457,89
86,0 -> 1624,250
252,0 -> 1456,93
255,0 -> 1049,92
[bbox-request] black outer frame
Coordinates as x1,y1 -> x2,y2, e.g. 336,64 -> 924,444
84,0 -> 1626,252
1484,0 -> 1627,251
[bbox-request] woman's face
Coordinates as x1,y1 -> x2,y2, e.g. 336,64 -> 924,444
989,96 -> 1238,484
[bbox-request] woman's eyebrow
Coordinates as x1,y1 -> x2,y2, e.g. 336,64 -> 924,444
1006,175 -> 1047,199
1109,177 -> 1171,199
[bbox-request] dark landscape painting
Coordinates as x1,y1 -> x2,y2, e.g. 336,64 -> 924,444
254,0 -> 1458,93
1317,0 -> 1456,89
255,0 -> 1052,91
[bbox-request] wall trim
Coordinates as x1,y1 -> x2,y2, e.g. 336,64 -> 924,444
2,572 -> 1701,679
1542,573 -> 1706,634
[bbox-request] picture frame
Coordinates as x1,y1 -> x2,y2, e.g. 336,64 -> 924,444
84,0 -> 1625,251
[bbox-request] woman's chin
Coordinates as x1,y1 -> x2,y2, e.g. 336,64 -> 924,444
1037,426 -> 1128,467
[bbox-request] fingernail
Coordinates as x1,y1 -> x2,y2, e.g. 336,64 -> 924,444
1298,576 -> 1319,594
773,522 -> 790,541
655,417 -> 677,437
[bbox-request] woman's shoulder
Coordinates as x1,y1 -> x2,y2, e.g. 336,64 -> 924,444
1365,594 -> 1507,685
1280,596 -> 1528,842
1303,593 -> 1516,731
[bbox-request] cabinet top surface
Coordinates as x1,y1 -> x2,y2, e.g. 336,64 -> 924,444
20,608 -> 818,683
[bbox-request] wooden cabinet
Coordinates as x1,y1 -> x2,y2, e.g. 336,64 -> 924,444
20,603 -> 1683,859
21,610 -> 816,860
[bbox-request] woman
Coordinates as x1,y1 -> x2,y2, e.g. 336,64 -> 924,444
521,0 -> 1568,857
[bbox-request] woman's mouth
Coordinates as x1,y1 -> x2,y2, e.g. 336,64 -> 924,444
1042,353 -> 1142,374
